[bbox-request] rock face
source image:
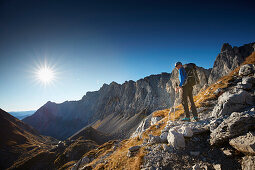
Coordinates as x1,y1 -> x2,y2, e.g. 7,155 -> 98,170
208,42 -> 255,84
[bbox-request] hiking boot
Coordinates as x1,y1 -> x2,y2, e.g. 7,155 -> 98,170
181,117 -> 190,121
192,117 -> 199,121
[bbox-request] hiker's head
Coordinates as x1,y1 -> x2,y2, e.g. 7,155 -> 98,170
175,62 -> 182,70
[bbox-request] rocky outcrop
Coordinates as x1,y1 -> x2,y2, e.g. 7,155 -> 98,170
239,64 -> 255,76
208,42 -> 255,84
211,89 -> 254,118
210,108 -> 255,145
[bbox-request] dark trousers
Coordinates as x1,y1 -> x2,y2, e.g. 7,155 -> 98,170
180,85 -> 198,118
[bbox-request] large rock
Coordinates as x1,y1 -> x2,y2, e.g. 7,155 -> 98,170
210,109 -> 255,145
208,42 -> 255,85
229,131 -> 255,155
177,126 -> 193,138
239,64 -> 255,76
211,89 -> 254,118
167,129 -> 185,149
241,156 -> 255,170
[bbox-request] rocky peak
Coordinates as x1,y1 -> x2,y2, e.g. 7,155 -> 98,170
208,42 -> 255,85
221,43 -> 232,52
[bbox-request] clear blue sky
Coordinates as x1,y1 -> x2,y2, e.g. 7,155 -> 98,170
0,0 -> 255,111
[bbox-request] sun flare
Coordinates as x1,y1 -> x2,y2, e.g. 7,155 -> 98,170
36,66 -> 55,84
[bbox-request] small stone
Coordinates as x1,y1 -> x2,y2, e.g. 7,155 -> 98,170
213,164 -> 221,170
162,144 -> 170,152
151,116 -> 162,125
222,149 -> 232,156
127,150 -> 132,158
192,163 -> 200,170
128,145 -> 141,152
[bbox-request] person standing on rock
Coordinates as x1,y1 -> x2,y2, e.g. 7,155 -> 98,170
175,62 -> 199,121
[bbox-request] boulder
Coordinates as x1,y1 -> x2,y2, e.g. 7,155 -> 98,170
151,116 -> 162,126
241,156 -> 255,170
211,89 -> 253,117
239,64 -> 255,76
213,164 -> 221,170
177,126 -> 193,138
167,129 -> 185,149
210,109 -> 255,145
229,131 -> 255,155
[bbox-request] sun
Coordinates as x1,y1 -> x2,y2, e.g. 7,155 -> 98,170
36,65 -> 55,84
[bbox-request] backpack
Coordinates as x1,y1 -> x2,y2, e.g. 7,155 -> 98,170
183,63 -> 199,86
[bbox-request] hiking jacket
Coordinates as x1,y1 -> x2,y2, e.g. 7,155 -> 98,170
179,67 -> 187,87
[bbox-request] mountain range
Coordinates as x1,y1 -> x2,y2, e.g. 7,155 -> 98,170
9,110 -> 35,120
1,41 -> 255,169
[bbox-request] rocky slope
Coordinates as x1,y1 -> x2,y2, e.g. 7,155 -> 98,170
70,52 -> 255,170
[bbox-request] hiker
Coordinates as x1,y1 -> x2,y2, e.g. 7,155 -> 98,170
175,62 -> 199,121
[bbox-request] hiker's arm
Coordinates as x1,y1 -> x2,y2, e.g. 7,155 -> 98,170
179,68 -> 186,87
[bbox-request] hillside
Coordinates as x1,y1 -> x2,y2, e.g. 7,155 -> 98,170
70,51 -> 255,170
0,108 -> 58,169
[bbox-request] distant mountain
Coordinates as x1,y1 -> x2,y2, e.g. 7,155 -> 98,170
0,108 -> 58,169
23,42 -> 255,142
9,110 -> 35,120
